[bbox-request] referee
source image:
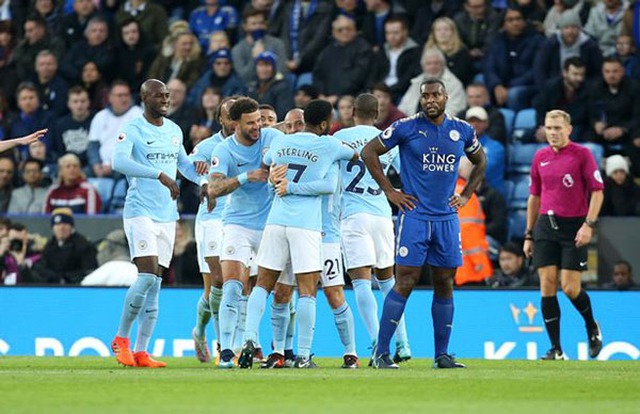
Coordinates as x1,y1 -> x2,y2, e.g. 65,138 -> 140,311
523,110 -> 604,360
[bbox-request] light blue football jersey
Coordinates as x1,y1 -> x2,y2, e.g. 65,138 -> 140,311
112,115 -> 202,222
321,163 -> 341,243
334,125 -> 400,219
263,132 -> 355,232
209,127 -> 285,230
190,131 -> 228,222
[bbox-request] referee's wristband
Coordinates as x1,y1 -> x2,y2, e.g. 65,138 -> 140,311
237,172 -> 249,185
585,219 -> 597,228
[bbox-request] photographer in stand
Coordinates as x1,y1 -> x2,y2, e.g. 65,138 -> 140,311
0,222 -> 41,284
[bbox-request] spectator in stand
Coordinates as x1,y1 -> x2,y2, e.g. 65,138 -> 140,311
484,6 -> 545,110
372,82 -> 405,130
115,0 -> 169,48
313,15 -> 372,106
399,47 -> 466,116
53,86 -> 93,170
114,17 -> 156,94
0,157 -> 14,213
367,15 -> 421,103
460,83 -> 507,144
362,0 -> 394,51
0,217 -> 9,237
584,0 -> 626,57
206,29 -> 231,56
87,81 -> 143,178
293,84 -> 318,109
13,15 -> 65,81
409,0 -> 462,46
190,86 -> 222,147
32,50 -> 69,117
9,82 -> 56,162
245,0 -> 288,38
613,34 -> 640,80
329,95 -> 354,134
588,57 -> 640,160
231,7 -> 288,85
487,241 -> 537,288
282,0 -> 333,76
187,48 -> 246,106
454,0 -> 500,74
466,106 -> 506,197
534,11 -> 602,91
44,153 -> 101,214
515,0 -> 547,31
7,158 -> 47,214
32,208 -> 97,284
601,154 -> 640,216
534,57 -> 590,142
58,0 -> 97,49
248,51 -> 293,119
32,0 -> 62,35
543,0 -> 591,37
80,61 -> 109,112
148,30 -> 203,90
259,103 -> 278,127
332,0 -> 366,31
477,178 -> 508,247
0,222 -> 41,284
425,17 -> 475,86
59,16 -> 114,83
189,0 -> 239,51
26,139 -> 56,182
0,21 -> 20,111
602,260 -> 636,290
166,78 -> 198,154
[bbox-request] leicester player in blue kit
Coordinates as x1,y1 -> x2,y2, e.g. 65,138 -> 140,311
206,97 -> 285,368
111,79 -> 206,368
190,96 -> 237,363
237,100 -> 358,369
362,79 -> 487,369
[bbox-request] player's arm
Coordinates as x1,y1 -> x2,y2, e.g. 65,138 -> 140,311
450,147 -> 487,209
523,194 -> 540,258
0,129 -> 47,152
178,144 -> 208,186
283,163 -> 339,197
208,168 -> 268,198
362,137 -> 416,213
575,151 -> 605,247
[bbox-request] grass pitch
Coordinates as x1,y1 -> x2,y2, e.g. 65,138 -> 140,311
1,357 -> 638,414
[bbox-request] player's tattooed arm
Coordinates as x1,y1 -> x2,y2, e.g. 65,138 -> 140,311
207,173 -> 240,198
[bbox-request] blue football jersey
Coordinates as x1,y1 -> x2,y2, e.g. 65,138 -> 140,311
190,132 -> 228,222
263,133 -> 355,232
334,125 -> 400,220
209,127 -> 284,230
379,113 -> 480,221
321,163 -> 341,243
112,116 -> 202,222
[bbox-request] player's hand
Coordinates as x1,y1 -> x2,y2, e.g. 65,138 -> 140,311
384,188 -> 417,213
523,239 -> 533,258
603,127 -> 624,141
574,223 -> 592,248
269,163 -> 288,184
274,177 -> 289,196
593,121 -> 605,136
158,172 -> 180,199
194,161 -> 209,175
16,128 -> 47,146
449,193 -> 470,210
200,184 -> 217,212
248,168 -> 269,182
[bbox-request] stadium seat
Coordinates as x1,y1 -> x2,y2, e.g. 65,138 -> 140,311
509,180 -> 530,210
503,180 -> 515,201
508,143 -> 541,174
88,178 -> 115,212
109,178 -> 128,213
512,108 -> 537,142
499,108 -> 515,139
508,209 -> 528,241
581,142 -> 605,168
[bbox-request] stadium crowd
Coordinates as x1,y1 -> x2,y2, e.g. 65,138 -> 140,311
1,0 -> 639,288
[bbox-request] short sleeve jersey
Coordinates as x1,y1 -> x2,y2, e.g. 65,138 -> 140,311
379,113 -> 480,221
263,133 -> 355,232
209,127 -> 285,230
189,132 -> 228,222
334,125 -> 400,219
529,142 -> 604,218
321,163 -> 341,243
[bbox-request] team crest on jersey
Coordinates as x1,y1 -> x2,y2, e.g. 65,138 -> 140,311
225,246 -> 235,255
116,133 -> 126,142
594,170 -> 603,184
398,246 -> 409,257
138,240 -> 148,250
449,130 -> 460,142
208,241 -> 217,251
172,136 -> 179,146
563,174 -> 574,188
211,156 -> 219,167
381,126 -> 394,139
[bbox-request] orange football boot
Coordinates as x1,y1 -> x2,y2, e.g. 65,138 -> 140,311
111,336 -> 135,367
133,351 -> 167,368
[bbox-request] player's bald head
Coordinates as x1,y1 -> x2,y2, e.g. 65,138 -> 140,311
284,108 -> 304,122
141,79 -> 166,97
354,93 -> 378,120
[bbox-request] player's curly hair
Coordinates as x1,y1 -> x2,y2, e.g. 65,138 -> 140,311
229,97 -> 259,121
303,99 -> 333,126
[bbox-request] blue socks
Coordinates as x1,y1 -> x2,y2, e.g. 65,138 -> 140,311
285,300 -> 296,352
297,296 -> 316,359
376,289 -> 407,356
377,277 -> 410,345
271,301 -> 290,355
194,294 -> 211,339
332,301 -> 356,355
243,286 -> 268,344
432,295 -> 454,358
219,280 -> 242,354
352,279 -> 379,344
209,286 -> 222,344
116,273 -> 157,338
134,276 -> 161,352
233,295 -> 248,353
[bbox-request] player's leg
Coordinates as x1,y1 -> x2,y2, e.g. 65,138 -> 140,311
193,272 -> 213,361
538,265 -> 564,359
207,256 -> 223,358
294,270 -> 320,368
264,280 -> 295,369
376,266 -> 411,363
113,217 -> 161,367
284,290 -> 297,366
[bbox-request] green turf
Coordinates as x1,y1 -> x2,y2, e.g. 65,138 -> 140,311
1,357 -> 638,414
